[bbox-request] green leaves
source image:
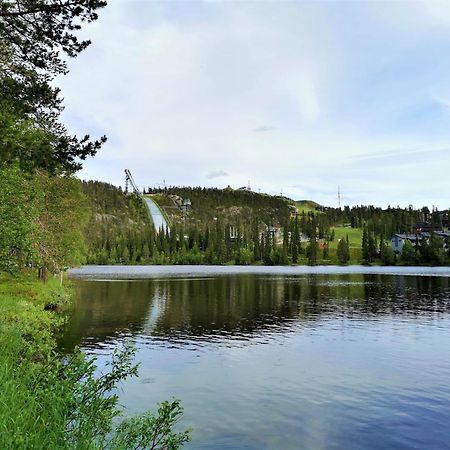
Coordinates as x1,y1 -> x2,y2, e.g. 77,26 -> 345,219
336,237 -> 350,265
0,0 -> 107,173
112,400 -> 191,450
0,166 -> 88,273
0,165 -> 38,272
1,276 -> 191,449
63,343 -> 191,449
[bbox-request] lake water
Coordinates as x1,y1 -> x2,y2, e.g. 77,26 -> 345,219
62,266 -> 450,449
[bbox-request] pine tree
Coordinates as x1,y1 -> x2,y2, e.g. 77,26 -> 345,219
307,233 -> 318,265
122,246 -> 130,263
362,224 -> 369,263
323,241 -> 329,260
292,215 -> 300,264
337,238 -> 350,265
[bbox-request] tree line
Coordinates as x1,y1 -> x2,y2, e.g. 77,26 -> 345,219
82,183 -> 450,267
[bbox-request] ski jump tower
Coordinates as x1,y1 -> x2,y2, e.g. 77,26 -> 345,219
124,169 -> 141,196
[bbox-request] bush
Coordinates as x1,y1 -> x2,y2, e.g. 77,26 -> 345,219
0,275 -> 191,449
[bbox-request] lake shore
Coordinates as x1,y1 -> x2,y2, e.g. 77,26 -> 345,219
68,264 -> 450,279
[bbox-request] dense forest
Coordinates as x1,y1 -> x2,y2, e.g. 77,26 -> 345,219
82,183 -> 450,267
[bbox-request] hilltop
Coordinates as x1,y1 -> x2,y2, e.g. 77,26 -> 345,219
80,181 -> 450,267
146,186 -> 295,228
294,200 -> 322,214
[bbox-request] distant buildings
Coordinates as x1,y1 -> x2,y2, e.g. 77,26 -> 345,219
225,183 -> 252,192
391,229 -> 450,254
391,234 -> 420,254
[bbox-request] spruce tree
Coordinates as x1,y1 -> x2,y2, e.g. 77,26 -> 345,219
362,224 -> 369,263
307,233 -> 318,265
292,215 -> 300,263
337,238 -> 350,265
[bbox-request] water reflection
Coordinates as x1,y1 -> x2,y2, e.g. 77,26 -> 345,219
59,274 -> 450,352
59,272 -> 450,450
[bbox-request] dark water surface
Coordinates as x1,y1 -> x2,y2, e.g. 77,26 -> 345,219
61,267 -> 450,449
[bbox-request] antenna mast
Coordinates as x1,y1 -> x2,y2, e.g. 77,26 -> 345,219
338,185 -> 341,208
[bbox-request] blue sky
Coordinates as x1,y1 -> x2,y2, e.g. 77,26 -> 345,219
59,0 -> 450,208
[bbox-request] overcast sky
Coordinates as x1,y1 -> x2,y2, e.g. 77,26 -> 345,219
59,0 -> 450,208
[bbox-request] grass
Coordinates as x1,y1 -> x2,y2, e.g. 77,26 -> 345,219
0,272 -> 72,448
329,226 -> 363,249
324,226 -> 363,264
0,272 -> 191,449
294,200 -> 321,215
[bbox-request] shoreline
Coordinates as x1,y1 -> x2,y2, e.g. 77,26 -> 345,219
68,264 -> 450,280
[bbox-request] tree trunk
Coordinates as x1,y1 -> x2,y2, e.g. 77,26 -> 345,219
38,266 -> 48,283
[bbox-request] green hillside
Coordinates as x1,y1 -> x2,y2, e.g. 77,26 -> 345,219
80,182 -> 450,267
149,187 -> 293,227
81,181 -> 155,264
294,200 -> 322,214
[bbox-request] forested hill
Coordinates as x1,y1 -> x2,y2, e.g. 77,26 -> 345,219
81,181 -> 450,267
81,182 -> 299,265
81,181 -> 155,264
147,186 -> 294,227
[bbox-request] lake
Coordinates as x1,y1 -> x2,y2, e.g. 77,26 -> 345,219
62,266 -> 450,449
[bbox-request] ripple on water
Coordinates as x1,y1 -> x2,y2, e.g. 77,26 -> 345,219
60,272 -> 450,450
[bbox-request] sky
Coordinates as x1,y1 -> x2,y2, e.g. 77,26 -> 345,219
58,0 -> 450,209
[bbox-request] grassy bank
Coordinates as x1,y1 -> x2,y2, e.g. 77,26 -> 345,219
0,272 -> 190,449
0,273 -> 72,448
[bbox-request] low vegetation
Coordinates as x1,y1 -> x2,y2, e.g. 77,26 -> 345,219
0,273 -> 191,449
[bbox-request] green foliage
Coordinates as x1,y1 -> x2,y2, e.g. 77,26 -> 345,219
35,173 -> 89,271
336,238 -> 350,265
380,240 -> 396,265
0,274 -> 191,449
306,234 -> 318,265
400,240 -> 416,265
0,0 -> 107,174
0,166 -> 88,273
82,181 -> 155,265
150,186 -> 291,227
235,247 -> 254,265
83,182 -> 450,268
112,400 -> 191,450
0,166 -> 38,271
420,233 -> 447,266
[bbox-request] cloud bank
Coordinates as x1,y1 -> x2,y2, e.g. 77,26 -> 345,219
59,0 -> 450,208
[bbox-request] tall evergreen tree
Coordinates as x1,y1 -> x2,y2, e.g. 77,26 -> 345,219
337,238 -> 350,265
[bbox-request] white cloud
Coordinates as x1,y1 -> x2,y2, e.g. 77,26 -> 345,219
58,0 -> 450,208
207,170 -> 229,179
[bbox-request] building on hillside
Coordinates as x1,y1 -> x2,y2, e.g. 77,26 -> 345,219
182,198 -> 191,213
391,231 -> 450,254
415,222 -> 443,233
224,182 -> 252,192
267,226 -> 282,240
391,234 -> 420,254
438,211 -> 449,228
237,182 -> 252,192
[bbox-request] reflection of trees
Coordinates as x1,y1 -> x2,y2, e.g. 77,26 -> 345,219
58,280 -> 156,351
59,275 -> 450,352
361,275 -> 450,316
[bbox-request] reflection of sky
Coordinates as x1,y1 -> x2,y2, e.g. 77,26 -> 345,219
110,315 -> 450,450
58,1 -> 450,208
64,271 -> 450,449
